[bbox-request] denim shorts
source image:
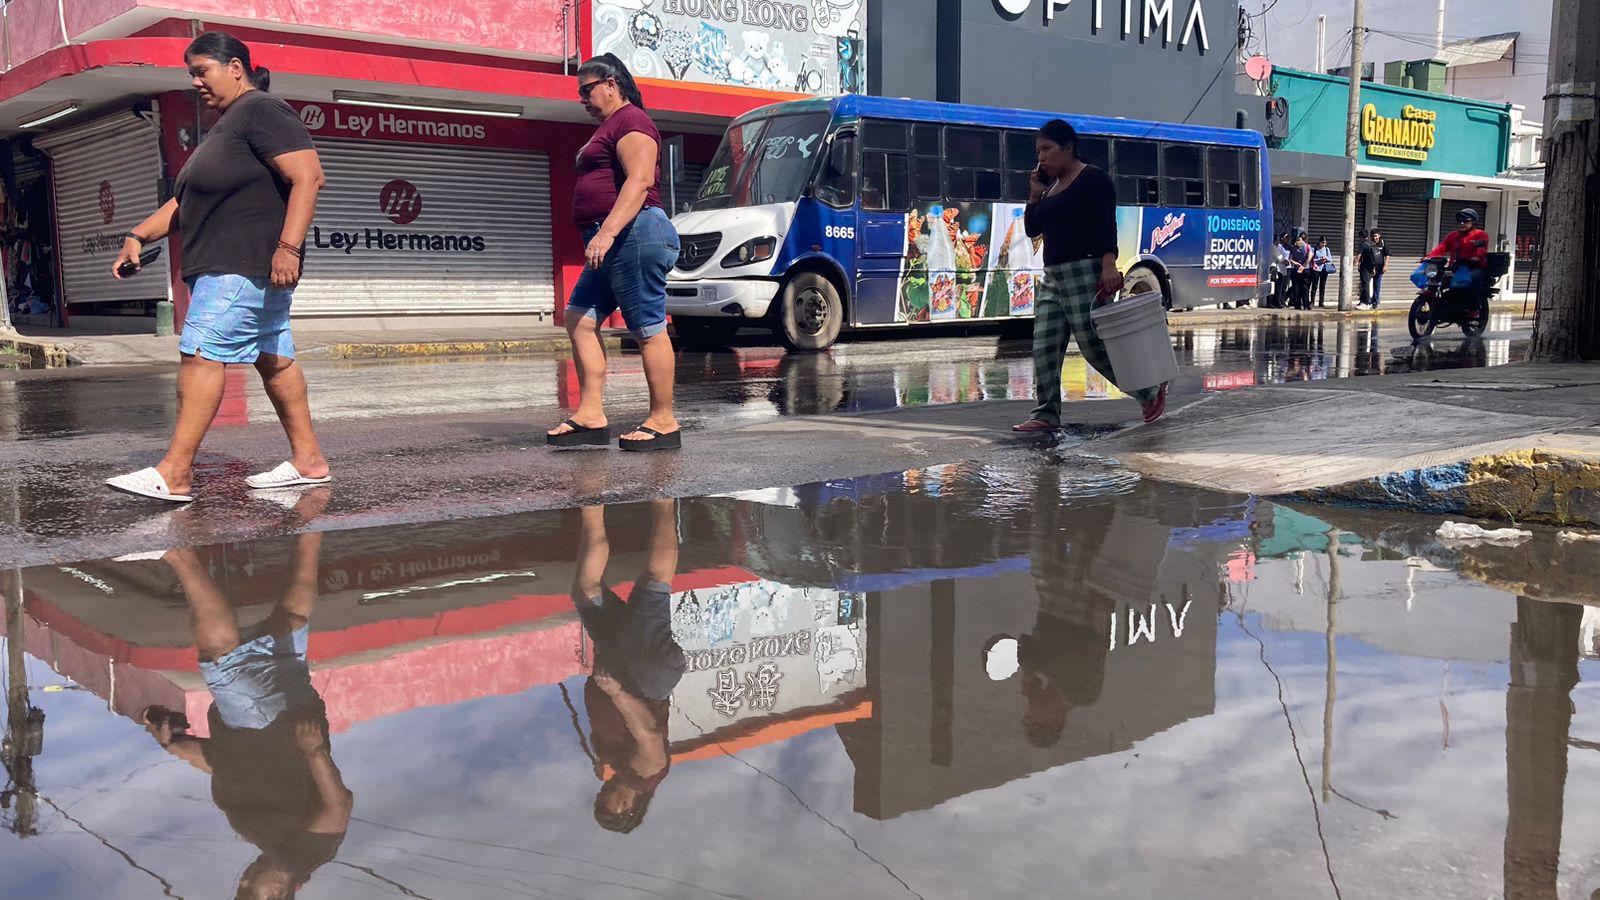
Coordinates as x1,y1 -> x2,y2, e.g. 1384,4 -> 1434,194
568,207 -> 680,340
180,273 -> 295,364
199,624 -> 319,731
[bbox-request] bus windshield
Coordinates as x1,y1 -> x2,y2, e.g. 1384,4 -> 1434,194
693,112 -> 831,211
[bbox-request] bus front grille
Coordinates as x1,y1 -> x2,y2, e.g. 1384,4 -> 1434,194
676,233 -> 722,271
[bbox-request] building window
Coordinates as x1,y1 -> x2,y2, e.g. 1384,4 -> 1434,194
946,127 -> 1003,201
1162,143 -> 1205,207
1113,139 -> 1159,206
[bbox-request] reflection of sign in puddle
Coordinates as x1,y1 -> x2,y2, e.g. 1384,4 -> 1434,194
670,580 -> 867,733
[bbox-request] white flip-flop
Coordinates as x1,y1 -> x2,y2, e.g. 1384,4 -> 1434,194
246,461 -> 332,490
105,468 -> 193,503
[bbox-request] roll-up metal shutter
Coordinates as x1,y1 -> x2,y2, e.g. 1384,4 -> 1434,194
32,112 -> 170,305
1306,190 -> 1368,254
1376,196 -> 1430,304
1438,199 -> 1488,244
1514,201 -> 1541,296
292,139 -> 554,316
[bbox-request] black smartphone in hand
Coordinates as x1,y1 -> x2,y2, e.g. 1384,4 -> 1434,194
117,246 -> 162,279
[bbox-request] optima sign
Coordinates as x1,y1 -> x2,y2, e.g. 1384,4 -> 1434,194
993,0 -> 1210,51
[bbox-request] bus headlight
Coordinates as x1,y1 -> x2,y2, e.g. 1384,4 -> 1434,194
721,236 -> 777,268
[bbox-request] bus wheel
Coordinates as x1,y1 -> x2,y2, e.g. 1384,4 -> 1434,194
775,272 -> 842,351
1123,265 -> 1170,311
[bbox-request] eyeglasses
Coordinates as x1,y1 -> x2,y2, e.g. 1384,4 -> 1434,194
578,78 -> 611,100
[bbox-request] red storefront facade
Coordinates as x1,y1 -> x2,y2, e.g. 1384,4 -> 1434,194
0,9 -> 788,330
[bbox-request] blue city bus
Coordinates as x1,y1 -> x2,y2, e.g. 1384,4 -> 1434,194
667,94 -> 1273,350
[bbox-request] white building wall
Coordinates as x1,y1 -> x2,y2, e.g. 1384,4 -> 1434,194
1257,0 -> 1553,114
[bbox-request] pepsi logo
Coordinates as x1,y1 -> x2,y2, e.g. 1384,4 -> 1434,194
299,104 -> 326,130
98,180 -> 115,224
378,179 -> 423,225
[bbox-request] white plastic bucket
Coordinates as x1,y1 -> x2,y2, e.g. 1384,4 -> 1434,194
1089,292 -> 1178,392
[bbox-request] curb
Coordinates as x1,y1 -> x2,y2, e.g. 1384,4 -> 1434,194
300,335 -> 621,360
1294,446 -> 1600,528
0,334 -> 69,368
1168,299 -> 1526,327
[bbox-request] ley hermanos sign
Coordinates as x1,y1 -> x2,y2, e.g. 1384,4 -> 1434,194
993,0 -> 1211,52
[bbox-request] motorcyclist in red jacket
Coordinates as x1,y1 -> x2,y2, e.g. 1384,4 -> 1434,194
1429,208 -> 1490,317
1430,208 -> 1489,272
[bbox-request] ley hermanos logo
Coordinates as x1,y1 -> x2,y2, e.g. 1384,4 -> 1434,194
378,179 -> 423,225
298,104 -> 326,130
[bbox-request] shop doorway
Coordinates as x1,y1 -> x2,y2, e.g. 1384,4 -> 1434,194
1,142 -> 61,327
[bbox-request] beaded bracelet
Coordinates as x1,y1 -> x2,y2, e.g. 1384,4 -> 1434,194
276,240 -> 304,259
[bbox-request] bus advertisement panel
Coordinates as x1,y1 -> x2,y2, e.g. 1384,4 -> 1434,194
892,202 -> 1261,323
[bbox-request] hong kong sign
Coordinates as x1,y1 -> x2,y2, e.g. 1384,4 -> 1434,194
591,0 -> 866,94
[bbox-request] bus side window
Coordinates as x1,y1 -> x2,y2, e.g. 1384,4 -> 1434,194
1207,147 -> 1244,209
861,151 -> 909,211
913,124 -> 941,199
1076,136 -> 1109,171
1113,139 -> 1159,206
1162,143 -> 1205,207
946,127 -> 1001,201
1004,130 -> 1036,201
815,132 -> 857,208
1242,149 -> 1261,209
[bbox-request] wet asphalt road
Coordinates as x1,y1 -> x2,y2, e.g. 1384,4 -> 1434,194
6,454 -> 1600,899
0,314 -> 1530,566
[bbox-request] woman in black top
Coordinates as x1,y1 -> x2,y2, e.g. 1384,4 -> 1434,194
106,32 -> 329,503
1013,120 -> 1166,432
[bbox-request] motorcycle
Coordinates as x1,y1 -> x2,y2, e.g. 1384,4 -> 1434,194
1407,252 -> 1509,341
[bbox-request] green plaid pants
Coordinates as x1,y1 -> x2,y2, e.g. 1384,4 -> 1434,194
1031,259 -> 1158,426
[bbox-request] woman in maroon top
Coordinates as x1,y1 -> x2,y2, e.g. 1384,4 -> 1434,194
548,55 -> 683,452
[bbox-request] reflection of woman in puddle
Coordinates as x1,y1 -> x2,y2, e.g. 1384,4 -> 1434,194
572,499 -> 687,834
1019,474 -> 1170,747
139,490 -> 352,899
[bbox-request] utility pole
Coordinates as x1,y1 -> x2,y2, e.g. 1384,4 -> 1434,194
1529,0 -> 1600,361
1435,0 -> 1446,52
1337,1 -> 1365,311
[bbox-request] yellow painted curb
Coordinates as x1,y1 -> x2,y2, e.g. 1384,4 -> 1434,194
318,336 -> 622,360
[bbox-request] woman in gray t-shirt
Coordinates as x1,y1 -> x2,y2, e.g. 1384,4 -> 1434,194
107,31 -> 330,504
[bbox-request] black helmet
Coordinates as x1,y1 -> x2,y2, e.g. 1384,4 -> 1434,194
1455,208 -> 1479,224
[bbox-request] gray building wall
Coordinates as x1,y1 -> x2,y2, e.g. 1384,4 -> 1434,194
871,0 -> 1244,130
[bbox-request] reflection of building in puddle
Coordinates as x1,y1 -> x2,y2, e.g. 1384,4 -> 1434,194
836,532 -> 1225,820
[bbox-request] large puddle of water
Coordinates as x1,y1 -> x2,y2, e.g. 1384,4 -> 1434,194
4,454 -> 1598,899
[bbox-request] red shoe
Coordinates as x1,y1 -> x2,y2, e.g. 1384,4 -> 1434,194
1142,383 -> 1169,424
1012,418 -> 1058,433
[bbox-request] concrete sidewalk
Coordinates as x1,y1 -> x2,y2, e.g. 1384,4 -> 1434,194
1087,361 -> 1600,527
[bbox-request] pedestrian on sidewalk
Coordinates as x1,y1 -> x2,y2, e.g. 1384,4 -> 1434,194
1288,229 -> 1313,310
1268,232 -> 1291,309
1311,236 -> 1333,307
1358,228 -> 1390,309
1012,119 -> 1167,434
548,54 -> 682,452
106,32 -> 329,503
